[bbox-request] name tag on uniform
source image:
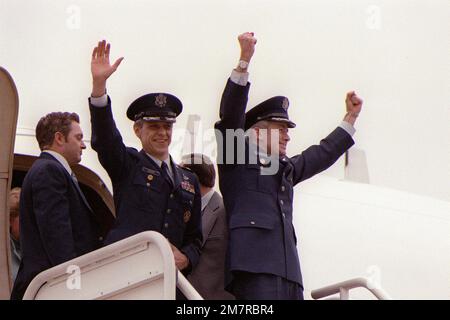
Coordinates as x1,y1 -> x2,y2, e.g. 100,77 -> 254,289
141,167 -> 160,176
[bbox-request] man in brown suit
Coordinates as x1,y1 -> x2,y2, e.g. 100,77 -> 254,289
181,154 -> 234,300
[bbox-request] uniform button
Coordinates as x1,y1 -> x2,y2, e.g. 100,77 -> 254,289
189,200 -> 193,205
282,213 -> 286,219
166,209 -> 171,214
280,200 -> 284,205
250,221 -> 255,225
164,223 -> 169,228
98,236 -> 103,241
146,183 -> 150,187
169,194 -> 174,199
281,186 -> 285,192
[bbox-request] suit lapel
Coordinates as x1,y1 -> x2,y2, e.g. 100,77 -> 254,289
139,149 -> 160,169
70,175 -> 94,213
40,152 -> 93,213
140,150 -> 179,190
201,192 -> 221,246
170,156 -> 182,191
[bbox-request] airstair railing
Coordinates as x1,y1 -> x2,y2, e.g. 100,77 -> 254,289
23,231 -> 203,300
177,270 -> 203,300
311,276 -> 392,300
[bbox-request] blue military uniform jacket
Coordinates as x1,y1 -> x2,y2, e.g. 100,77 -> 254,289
215,79 -> 355,289
11,153 -> 101,300
89,98 -> 202,271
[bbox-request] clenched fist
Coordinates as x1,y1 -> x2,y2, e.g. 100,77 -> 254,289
238,32 -> 257,63
344,91 -> 363,125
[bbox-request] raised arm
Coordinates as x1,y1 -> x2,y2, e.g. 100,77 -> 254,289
236,32 -> 257,73
89,40 -> 129,182
217,33 -> 257,129
291,92 -> 363,184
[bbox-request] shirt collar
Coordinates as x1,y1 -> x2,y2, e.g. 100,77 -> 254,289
43,150 -> 72,175
146,153 -> 170,168
201,189 -> 215,211
146,152 -> 173,178
10,237 -> 21,258
248,142 -> 278,166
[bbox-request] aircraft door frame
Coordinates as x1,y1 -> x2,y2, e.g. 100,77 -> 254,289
0,67 -> 19,299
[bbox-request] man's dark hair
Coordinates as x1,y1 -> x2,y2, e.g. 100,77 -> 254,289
181,153 -> 215,188
35,112 -> 80,151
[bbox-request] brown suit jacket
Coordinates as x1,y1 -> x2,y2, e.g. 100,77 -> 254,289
188,191 -> 234,299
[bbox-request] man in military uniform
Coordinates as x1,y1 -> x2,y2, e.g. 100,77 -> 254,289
88,40 -> 202,273
215,33 -> 363,299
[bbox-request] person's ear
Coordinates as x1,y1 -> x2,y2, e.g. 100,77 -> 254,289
54,132 -> 65,146
133,123 -> 141,138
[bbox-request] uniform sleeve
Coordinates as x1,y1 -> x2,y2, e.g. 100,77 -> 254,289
179,179 -> 203,273
215,79 -> 251,169
32,164 -> 76,265
216,78 -> 251,130
291,127 -> 355,185
89,96 -> 131,182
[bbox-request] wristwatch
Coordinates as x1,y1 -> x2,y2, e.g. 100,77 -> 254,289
238,60 -> 249,69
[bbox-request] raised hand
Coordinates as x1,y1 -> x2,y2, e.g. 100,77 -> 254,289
238,32 -> 257,63
344,91 -> 363,125
91,40 -> 124,97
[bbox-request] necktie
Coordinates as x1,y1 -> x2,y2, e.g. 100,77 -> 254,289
71,172 -> 79,184
71,172 -> 93,212
161,161 -> 174,187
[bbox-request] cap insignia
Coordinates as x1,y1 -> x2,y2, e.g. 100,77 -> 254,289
155,94 -> 167,108
282,98 -> 289,111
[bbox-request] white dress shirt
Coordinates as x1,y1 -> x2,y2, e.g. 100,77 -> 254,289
43,150 -> 73,175
201,189 -> 215,212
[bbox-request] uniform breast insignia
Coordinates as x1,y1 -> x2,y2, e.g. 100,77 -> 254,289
181,180 -> 195,194
183,210 -> 191,223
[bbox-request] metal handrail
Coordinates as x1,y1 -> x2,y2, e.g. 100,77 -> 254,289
23,231 -> 180,300
311,276 -> 392,300
177,271 -> 203,300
